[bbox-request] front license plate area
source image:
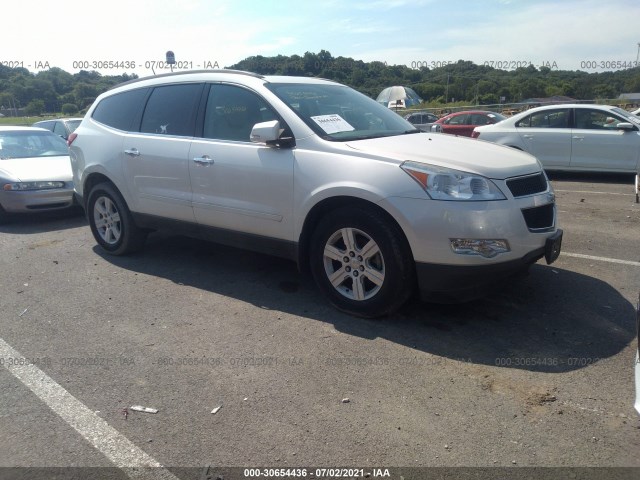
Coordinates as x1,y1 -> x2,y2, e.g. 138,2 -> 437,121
545,229 -> 563,265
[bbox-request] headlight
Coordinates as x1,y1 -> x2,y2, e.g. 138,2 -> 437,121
400,161 -> 506,201
3,181 -> 66,191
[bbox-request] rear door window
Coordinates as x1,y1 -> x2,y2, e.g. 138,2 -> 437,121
140,84 -> 203,137
469,114 -> 490,126
445,114 -> 469,125
517,109 -> 570,128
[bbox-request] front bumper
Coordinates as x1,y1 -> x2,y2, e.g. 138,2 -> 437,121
416,229 -> 562,302
416,246 -> 544,302
0,186 -> 75,213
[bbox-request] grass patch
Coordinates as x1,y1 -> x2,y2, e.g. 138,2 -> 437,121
0,115 -> 60,127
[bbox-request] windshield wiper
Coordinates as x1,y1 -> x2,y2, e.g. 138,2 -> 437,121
403,129 -> 421,134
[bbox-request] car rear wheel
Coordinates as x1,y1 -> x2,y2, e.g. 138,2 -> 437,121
87,182 -> 146,255
310,207 -> 414,318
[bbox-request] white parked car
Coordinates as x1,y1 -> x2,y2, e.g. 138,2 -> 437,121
473,104 -> 640,173
69,70 -> 562,317
0,126 -> 74,222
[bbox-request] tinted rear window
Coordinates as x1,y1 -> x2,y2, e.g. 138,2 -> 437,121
92,88 -> 149,131
140,84 -> 202,137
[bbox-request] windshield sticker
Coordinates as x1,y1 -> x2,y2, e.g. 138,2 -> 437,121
311,114 -> 355,134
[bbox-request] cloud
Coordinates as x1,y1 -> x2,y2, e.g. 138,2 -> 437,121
347,0 -> 640,72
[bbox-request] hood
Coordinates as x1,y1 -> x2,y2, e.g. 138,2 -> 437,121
0,155 -> 72,183
344,132 -> 541,180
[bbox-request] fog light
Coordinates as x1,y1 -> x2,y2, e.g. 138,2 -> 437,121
450,239 -> 510,258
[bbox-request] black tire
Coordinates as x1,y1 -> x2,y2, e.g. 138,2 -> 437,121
310,207 -> 414,318
0,204 -> 9,224
87,182 -> 146,255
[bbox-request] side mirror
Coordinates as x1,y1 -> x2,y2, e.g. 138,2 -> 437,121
616,122 -> 636,131
250,120 -> 280,144
250,120 -> 295,148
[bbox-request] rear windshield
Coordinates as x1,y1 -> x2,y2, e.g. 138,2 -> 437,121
0,131 -> 69,159
66,119 -> 82,132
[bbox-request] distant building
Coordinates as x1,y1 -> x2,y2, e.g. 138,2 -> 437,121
0,108 -> 25,117
618,93 -> 640,102
519,96 -> 577,106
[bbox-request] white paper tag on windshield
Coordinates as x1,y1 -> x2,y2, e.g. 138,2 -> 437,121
311,114 -> 355,134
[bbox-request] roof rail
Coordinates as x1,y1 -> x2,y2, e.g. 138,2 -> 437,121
110,69 -> 265,90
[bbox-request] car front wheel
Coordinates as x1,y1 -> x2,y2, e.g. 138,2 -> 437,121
310,207 -> 414,318
0,204 -> 8,224
87,182 -> 146,255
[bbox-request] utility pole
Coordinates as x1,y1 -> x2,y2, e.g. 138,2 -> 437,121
445,73 -> 450,106
636,42 -> 640,65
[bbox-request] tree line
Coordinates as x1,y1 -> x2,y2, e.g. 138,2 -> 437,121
0,66 -> 137,116
1,50 -> 639,115
230,51 -> 640,105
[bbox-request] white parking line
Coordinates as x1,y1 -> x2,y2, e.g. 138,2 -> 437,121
0,338 -> 180,480
562,252 -> 640,267
555,189 -> 635,196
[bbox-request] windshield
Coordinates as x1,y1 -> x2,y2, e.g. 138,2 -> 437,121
266,83 -> 418,141
612,107 -> 640,126
0,131 -> 69,159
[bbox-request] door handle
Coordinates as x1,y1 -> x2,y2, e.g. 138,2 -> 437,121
523,134 -> 534,139
193,155 -> 214,166
572,136 -> 585,140
124,148 -> 140,157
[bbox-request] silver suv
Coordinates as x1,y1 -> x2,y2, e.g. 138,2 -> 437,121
69,70 -> 562,318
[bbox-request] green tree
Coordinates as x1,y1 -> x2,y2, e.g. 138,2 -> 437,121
25,99 -> 45,116
62,103 -> 79,115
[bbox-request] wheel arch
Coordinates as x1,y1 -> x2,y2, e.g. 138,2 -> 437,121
83,173 -> 120,209
297,196 -> 414,274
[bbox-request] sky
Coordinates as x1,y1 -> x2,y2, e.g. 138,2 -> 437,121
5,0 -> 640,76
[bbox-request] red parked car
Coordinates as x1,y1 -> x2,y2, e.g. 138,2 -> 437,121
431,110 -> 506,137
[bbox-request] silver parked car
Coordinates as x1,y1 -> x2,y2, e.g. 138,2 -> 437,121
0,127 -> 74,221
69,70 -> 562,317
404,111 -> 439,132
33,118 -> 83,141
473,104 -> 640,173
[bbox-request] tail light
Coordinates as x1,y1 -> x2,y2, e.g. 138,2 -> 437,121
67,133 -> 77,146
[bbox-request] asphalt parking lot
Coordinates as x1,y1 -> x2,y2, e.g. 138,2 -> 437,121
1,173 -> 639,479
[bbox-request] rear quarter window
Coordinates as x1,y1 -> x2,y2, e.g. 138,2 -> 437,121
92,88 -> 149,131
